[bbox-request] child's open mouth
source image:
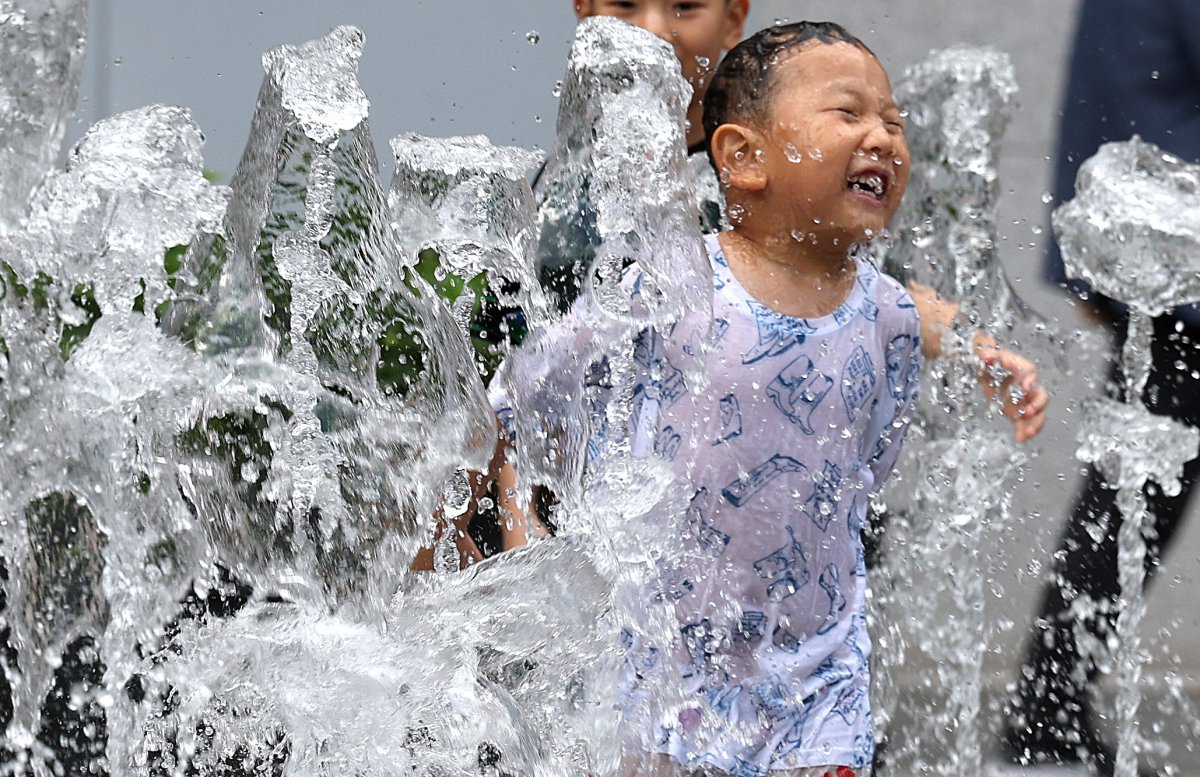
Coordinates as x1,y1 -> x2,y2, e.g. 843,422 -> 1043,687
847,170 -> 888,202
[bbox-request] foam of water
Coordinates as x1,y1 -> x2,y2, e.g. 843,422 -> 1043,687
1053,137 -> 1200,317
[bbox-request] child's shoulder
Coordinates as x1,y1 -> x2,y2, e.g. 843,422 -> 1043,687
861,259 -> 919,331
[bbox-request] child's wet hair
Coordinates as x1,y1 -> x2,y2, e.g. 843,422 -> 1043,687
702,22 -> 874,165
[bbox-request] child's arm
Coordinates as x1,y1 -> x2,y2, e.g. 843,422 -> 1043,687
409,483 -> 485,572
496,455 -> 551,550
409,422 -> 509,572
907,280 -> 1049,443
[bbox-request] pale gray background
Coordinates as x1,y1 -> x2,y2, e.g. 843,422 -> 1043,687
72,0 -> 1200,760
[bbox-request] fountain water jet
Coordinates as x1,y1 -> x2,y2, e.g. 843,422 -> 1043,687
0,10 -> 710,775
1053,136 -> 1200,777
870,46 -> 1029,777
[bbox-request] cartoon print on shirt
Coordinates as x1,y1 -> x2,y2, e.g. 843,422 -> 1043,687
840,345 -> 877,422
858,295 -> 879,322
617,234 -> 919,770
663,577 -> 695,602
817,564 -> 848,635
687,488 -> 731,556
811,655 -> 853,687
843,611 -> 870,672
772,623 -> 802,654
885,332 -> 920,403
714,392 -> 744,444
655,425 -> 682,460
806,460 -> 845,531
766,355 -> 834,435
709,317 -> 731,346
734,610 -> 768,643
707,683 -> 744,719
752,525 -> 810,603
633,329 -> 687,407
743,300 -> 817,364
772,696 -> 816,759
748,676 -> 795,724
722,454 -> 807,507
680,618 -> 721,681
852,730 -> 876,769
831,687 -> 866,726
729,757 -> 769,777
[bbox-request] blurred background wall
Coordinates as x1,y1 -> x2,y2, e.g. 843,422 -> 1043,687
71,0 -> 1199,757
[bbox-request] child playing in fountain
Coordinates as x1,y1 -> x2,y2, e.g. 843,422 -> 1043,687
556,1 -> 1046,448
412,0 -> 1048,569
617,23 -> 915,775
502,21 -> 919,776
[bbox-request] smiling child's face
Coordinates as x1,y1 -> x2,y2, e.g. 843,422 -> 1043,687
758,41 -> 910,248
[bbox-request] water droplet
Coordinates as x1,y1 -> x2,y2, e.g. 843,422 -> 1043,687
552,80 -> 563,97
809,148 -> 824,162
1041,192 -> 1054,204
1150,69 -> 1160,80
784,143 -> 803,163
112,57 -> 122,66
526,30 -> 540,45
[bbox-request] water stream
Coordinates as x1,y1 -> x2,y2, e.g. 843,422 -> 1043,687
0,5 -> 1197,777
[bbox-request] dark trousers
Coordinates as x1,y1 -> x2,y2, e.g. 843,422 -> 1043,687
1010,313 -> 1200,751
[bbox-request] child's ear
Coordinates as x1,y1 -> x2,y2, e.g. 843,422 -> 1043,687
710,123 -> 767,192
722,0 -> 750,51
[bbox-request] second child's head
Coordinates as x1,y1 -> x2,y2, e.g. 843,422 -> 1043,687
704,22 -> 910,251
575,1 -> 749,144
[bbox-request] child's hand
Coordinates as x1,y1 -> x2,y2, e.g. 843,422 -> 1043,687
973,336 -> 1050,443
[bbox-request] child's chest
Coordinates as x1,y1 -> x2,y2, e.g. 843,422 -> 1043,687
670,298 -> 888,463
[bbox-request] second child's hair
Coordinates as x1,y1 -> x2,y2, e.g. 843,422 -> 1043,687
702,21 -> 873,169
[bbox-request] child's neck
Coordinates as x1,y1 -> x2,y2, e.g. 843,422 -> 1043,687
717,225 -> 858,320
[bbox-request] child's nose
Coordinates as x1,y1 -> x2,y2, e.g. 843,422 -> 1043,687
635,8 -> 678,43
862,118 -> 898,156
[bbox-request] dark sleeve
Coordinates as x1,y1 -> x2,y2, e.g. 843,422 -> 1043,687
1044,0 -> 1200,306
1116,0 -> 1200,161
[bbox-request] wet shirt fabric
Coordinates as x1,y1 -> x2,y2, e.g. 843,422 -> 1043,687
489,233 -> 920,774
628,234 -> 920,774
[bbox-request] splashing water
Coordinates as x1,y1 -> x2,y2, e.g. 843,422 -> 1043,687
1,7 -> 1196,777
1054,137 -> 1200,777
0,10 -> 708,776
870,47 -> 1028,777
